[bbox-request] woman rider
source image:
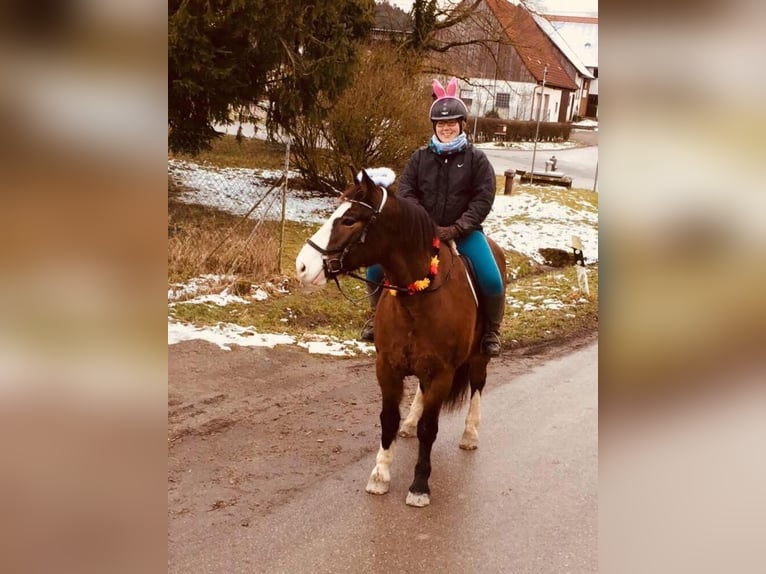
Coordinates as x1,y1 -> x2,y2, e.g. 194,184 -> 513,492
361,77 -> 506,356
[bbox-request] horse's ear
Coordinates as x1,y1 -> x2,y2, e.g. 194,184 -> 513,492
359,168 -> 376,192
446,77 -> 458,97
432,79 -> 445,99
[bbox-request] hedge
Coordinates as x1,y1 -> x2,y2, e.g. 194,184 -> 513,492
468,117 -> 572,143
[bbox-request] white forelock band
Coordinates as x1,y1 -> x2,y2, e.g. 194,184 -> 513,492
356,167 -> 396,188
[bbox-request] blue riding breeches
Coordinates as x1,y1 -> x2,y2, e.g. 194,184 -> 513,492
365,230 -> 504,296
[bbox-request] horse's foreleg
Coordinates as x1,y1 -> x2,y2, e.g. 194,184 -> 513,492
399,384 -> 423,438
406,375 -> 450,508
366,374 -> 403,495
459,390 -> 482,450
366,442 -> 395,495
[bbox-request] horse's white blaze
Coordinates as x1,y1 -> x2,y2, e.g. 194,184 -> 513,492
365,444 -> 395,495
399,386 -> 423,437
459,391 -> 481,450
295,202 -> 352,286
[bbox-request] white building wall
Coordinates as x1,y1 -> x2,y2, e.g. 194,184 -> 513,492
462,78 -> 566,122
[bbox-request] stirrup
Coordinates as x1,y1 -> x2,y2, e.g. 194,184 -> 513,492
482,334 -> 501,356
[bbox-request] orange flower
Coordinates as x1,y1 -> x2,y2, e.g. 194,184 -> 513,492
384,242 -> 440,295
429,256 -> 439,275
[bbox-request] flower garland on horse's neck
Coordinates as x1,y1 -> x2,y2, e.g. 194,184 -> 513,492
384,238 -> 441,296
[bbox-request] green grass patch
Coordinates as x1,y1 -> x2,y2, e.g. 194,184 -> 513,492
170,274 -> 373,342
503,265 -> 598,348
516,184 -> 598,211
503,249 -> 539,281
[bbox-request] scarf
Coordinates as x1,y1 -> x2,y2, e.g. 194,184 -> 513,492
429,132 -> 468,156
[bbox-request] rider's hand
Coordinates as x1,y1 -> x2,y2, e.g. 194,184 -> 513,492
436,225 -> 460,242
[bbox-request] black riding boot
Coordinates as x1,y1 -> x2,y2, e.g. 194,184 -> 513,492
360,284 -> 381,342
481,293 -> 506,357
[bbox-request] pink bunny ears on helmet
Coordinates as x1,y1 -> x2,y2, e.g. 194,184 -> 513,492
429,77 -> 468,121
432,77 -> 458,99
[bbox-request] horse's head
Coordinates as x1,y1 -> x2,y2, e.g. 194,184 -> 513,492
295,169 -> 390,286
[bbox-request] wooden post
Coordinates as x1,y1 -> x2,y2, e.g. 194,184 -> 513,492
278,137 -> 291,274
504,169 -> 516,194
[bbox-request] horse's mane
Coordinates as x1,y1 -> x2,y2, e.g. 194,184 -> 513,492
342,181 -> 436,254
394,193 -> 437,255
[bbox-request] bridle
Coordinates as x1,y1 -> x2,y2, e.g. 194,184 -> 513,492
303,184 -> 454,299
305,185 -> 388,279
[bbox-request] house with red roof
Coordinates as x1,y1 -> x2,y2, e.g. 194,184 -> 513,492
431,0 -> 594,122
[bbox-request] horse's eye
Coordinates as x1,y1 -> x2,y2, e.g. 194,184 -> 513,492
340,217 -> 356,226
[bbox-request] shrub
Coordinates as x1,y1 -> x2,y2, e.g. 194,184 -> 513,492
289,44 -> 431,194
470,117 -> 572,143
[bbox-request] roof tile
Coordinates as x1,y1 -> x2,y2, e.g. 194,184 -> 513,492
485,0 -> 578,90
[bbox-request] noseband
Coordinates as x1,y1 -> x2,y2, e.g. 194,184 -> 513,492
305,185 -> 388,278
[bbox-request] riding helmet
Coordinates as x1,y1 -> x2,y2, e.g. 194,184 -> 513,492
429,97 -> 468,122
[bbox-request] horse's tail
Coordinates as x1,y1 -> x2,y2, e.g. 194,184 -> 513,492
444,363 -> 471,412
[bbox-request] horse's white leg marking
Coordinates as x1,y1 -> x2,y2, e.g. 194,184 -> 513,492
405,491 -> 431,507
459,391 -> 482,450
295,202 -> 351,286
399,385 -> 423,438
365,443 -> 395,495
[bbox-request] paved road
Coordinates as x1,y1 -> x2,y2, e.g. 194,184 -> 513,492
171,341 -> 598,574
483,143 -> 599,191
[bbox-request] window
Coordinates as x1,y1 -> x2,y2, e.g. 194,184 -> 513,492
495,93 -> 510,109
460,90 -> 473,113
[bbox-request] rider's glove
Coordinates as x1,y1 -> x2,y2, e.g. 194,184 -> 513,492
436,225 -> 461,242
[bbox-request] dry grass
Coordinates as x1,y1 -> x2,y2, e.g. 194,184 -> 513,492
168,192 -> 281,283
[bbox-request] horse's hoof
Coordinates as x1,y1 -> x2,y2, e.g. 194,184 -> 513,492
398,424 -> 416,438
366,481 -> 389,495
405,491 -> 430,507
459,437 -> 478,450
365,469 -> 390,495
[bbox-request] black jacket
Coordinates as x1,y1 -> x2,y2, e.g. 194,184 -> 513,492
398,143 -> 496,234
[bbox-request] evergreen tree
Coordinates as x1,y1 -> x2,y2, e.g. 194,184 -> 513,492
169,0 -> 375,155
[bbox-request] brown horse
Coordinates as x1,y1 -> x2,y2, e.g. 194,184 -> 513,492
295,170 -> 506,507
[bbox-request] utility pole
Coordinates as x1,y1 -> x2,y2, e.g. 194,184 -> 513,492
530,64 -> 548,186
